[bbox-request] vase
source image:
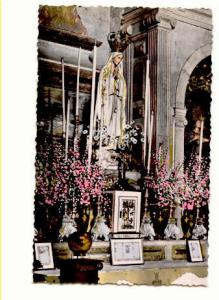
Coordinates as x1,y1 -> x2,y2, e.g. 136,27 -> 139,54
68,231 -> 92,256
192,200 -> 207,239
164,218 -> 182,240
164,201 -> 183,240
173,202 -> 184,239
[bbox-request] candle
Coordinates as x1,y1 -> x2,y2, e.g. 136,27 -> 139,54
99,105 -> 104,166
147,85 -> 151,139
172,116 -> 175,168
198,119 -> 204,162
76,47 -> 81,117
65,98 -> 70,159
88,43 -> 97,167
147,112 -> 154,174
61,57 -> 66,137
143,58 -> 150,166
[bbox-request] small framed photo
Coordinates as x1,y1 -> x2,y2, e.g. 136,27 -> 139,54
109,191 -> 141,233
34,242 -> 54,269
187,240 -> 204,262
110,238 -> 144,266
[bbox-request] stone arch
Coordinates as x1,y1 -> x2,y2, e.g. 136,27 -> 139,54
176,43 -> 212,108
174,43 -> 212,167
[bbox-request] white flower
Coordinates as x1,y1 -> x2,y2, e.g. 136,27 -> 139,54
93,135 -> 99,141
131,137 -> 137,144
130,120 -> 135,125
141,138 -> 145,142
125,124 -> 131,129
124,134 -> 129,139
82,130 -> 88,134
102,126 -> 107,133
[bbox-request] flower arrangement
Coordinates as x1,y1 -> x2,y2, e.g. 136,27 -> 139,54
116,122 -> 144,171
150,150 -> 209,212
82,121 -> 144,150
119,122 -> 144,149
182,156 -> 209,210
35,139 -> 109,236
81,121 -> 144,175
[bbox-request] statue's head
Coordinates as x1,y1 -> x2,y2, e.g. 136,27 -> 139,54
112,53 -> 123,66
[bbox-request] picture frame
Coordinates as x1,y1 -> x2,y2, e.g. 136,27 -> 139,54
187,240 -> 204,262
108,191 -> 141,233
34,242 -> 54,269
110,238 -> 144,266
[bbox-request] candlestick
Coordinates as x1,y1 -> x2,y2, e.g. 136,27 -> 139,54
147,112 -> 154,174
198,119 -> 204,162
61,57 -> 66,137
65,98 -> 70,160
76,47 -> 81,117
143,58 -> 150,166
98,104 -> 104,166
172,116 -> 175,169
88,43 -> 97,167
147,86 -> 151,138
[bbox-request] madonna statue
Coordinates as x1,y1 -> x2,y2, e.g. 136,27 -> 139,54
94,51 -> 126,150
94,31 -> 130,169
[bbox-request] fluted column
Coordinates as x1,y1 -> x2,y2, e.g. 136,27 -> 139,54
146,13 -> 176,151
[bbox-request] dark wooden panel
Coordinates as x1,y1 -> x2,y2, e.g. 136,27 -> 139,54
39,26 -> 102,50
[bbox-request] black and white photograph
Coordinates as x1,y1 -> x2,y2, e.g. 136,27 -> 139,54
34,242 -> 54,269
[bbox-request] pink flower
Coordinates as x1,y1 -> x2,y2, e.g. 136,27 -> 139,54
187,203 -> 194,210
182,202 -> 187,209
81,193 -> 90,205
84,180 -> 91,189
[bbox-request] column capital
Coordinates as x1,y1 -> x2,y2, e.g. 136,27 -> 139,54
156,14 -> 177,30
143,10 -> 177,31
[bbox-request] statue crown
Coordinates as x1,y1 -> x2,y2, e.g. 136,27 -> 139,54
107,30 -> 130,52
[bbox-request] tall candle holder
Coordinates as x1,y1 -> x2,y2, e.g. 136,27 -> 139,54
91,198 -> 110,242
192,199 -> 207,240
140,176 -> 155,240
59,199 -> 77,241
164,200 -> 183,240
73,114 -> 80,154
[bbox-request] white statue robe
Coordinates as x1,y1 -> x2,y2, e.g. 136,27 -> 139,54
94,52 -> 126,149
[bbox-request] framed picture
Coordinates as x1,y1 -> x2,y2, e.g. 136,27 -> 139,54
109,191 -> 141,233
110,238 -> 144,266
34,242 -> 54,269
187,240 -> 204,262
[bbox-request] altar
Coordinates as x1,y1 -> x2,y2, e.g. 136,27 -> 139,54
34,240 -> 208,285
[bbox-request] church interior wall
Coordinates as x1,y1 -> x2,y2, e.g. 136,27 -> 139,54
77,6 -> 125,68
170,20 -> 212,108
